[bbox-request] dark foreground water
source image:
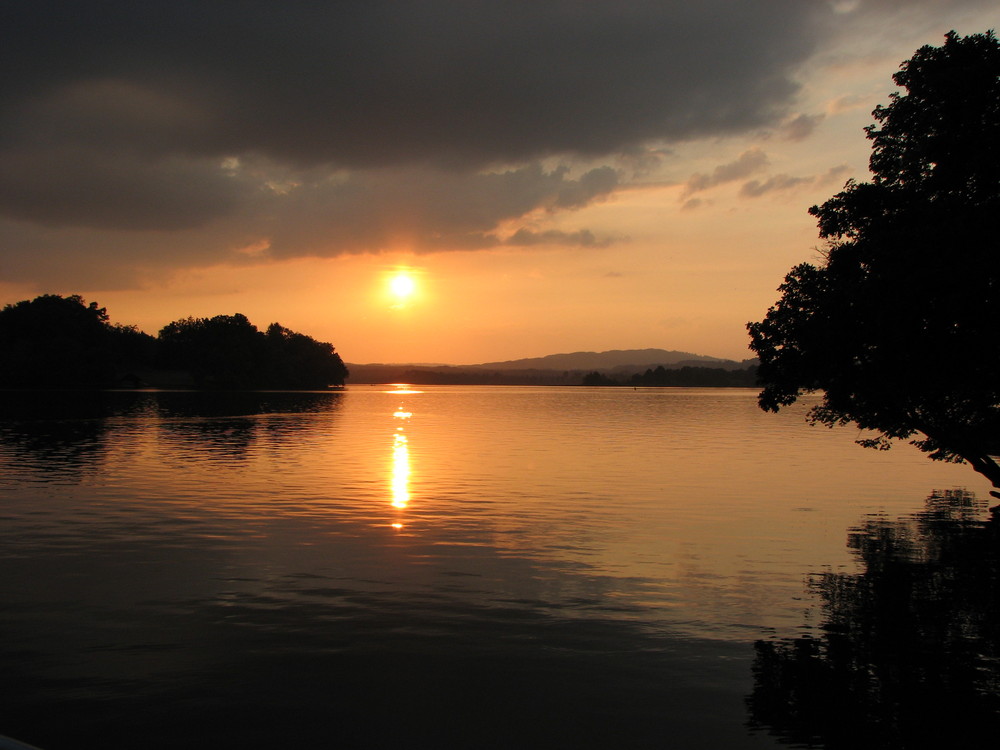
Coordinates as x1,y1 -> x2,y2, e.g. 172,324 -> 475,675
1,387 -> 997,749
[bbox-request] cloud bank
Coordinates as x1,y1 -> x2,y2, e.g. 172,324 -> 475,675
0,0 -> 908,285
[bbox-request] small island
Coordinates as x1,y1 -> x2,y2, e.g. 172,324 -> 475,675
0,294 -> 348,390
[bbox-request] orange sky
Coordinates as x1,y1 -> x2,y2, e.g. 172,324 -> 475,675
2,2 -> 996,364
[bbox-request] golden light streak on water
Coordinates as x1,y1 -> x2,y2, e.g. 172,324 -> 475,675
391,401 -> 412,509
384,384 -> 422,395
391,433 -> 410,509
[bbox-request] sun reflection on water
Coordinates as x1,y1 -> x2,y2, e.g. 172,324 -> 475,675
391,400 -> 412,512
383,383 -> 423,395
392,433 -> 410,509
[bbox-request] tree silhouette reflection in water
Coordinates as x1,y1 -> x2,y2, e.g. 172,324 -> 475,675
747,490 -> 1000,748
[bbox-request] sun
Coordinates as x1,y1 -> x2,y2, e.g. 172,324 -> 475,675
389,273 -> 416,299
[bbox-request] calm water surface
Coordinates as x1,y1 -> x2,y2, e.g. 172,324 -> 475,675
0,386 -> 994,748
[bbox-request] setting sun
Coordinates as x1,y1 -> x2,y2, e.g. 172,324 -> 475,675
389,273 -> 416,299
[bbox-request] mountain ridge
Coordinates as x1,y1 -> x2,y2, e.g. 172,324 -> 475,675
343,348 -> 757,385
347,348 -> 755,373
471,348 -> 734,371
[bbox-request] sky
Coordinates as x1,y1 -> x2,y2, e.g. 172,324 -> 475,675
2,1 -> 997,365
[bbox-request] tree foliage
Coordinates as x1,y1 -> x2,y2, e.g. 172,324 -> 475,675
0,295 -> 347,389
263,322 -> 350,389
748,31 -> 1000,491
158,314 -> 267,388
629,364 -> 758,387
0,294 -> 117,387
158,315 -> 348,389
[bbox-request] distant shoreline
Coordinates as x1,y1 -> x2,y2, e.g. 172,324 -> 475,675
344,361 -> 757,388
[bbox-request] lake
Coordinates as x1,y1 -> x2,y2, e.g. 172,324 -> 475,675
1,386 -> 997,749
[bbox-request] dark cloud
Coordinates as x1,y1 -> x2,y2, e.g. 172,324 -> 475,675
0,147 -> 246,231
615,147 -> 674,179
0,162 -> 620,286
0,218 -> 234,289
24,1 -> 985,288
2,1 -> 824,166
0,1 -> 827,238
504,228 -> 611,248
553,167 -> 620,209
256,163 -> 621,255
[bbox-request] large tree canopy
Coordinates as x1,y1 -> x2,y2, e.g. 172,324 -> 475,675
748,31 -> 1000,493
0,294 -> 116,387
157,314 -> 348,389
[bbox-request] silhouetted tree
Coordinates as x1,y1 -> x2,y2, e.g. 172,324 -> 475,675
582,371 -> 618,386
748,490 -> 1000,748
748,32 -> 1000,493
106,323 -> 157,375
157,314 -> 347,388
629,364 -> 758,387
262,323 -> 349,388
0,296 -> 347,390
0,294 -> 114,387
158,314 -> 266,388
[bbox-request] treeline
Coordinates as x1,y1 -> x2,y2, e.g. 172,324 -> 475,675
0,294 -> 348,389
583,364 -> 758,387
396,368 -> 580,386
346,364 -> 757,387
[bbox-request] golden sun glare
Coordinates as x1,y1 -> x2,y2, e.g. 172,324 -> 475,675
389,273 -> 416,299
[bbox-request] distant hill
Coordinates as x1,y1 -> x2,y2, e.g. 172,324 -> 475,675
474,348 -> 742,371
345,349 -> 756,385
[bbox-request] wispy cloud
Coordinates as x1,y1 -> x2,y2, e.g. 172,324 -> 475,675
681,149 -> 770,199
740,165 -> 852,198
504,229 -> 613,248
779,113 -> 826,141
